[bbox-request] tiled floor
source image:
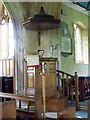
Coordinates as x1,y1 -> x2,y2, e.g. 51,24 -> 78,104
76,99 -> 89,118
76,110 -> 88,118
45,110 -> 88,118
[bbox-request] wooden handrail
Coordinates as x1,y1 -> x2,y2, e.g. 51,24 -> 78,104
0,92 -> 36,117
0,92 -> 35,102
56,70 -> 79,110
56,70 -> 74,77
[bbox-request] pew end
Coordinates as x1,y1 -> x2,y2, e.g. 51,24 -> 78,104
0,101 -> 16,119
46,96 -> 68,112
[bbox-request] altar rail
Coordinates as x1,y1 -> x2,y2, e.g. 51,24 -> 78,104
56,70 -> 79,110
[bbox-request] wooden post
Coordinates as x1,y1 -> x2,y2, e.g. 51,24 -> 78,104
41,62 -> 46,118
8,59 -> 10,75
66,75 -> 69,98
62,73 -> 65,96
41,72 -> 46,118
2,60 -> 4,75
57,71 -> 61,97
35,62 -> 46,118
88,102 -> 90,119
35,66 -> 43,118
74,72 -> 79,110
70,77 -> 74,104
23,60 -> 28,89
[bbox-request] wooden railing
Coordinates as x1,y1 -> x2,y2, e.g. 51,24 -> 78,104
0,58 -> 14,76
0,92 -> 35,101
0,92 -> 90,119
0,92 -> 35,110
56,70 -> 79,110
0,92 -> 35,119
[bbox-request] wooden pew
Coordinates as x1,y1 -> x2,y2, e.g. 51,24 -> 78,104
0,92 -> 77,119
57,106 -> 76,118
0,101 -> 16,119
0,92 -> 35,119
46,96 -> 68,112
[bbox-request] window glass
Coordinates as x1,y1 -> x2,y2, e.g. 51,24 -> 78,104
74,23 -> 88,64
1,20 -> 14,59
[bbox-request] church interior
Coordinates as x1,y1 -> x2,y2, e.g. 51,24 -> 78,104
0,0 -> 90,119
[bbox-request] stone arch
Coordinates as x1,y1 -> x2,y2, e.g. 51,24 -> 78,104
2,2 -> 26,93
